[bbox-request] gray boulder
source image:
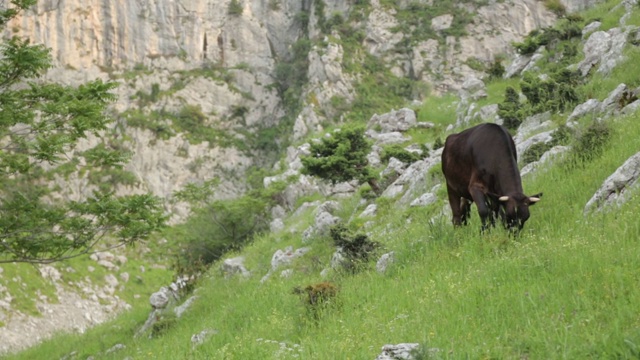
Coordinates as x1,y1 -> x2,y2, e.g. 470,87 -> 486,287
515,130 -> 554,157
601,83 -> 635,116
221,257 -> 250,278
505,53 -> 534,78
376,252 -> 395,274
584,151 -> 640,212
360,204 -> 378,218
521,145 -> 571,177
568,99 -> 601,121
261,245 -> 312,283
410,192 -> 438,207
459,76 -> 487,102
368,108 -> 417,133
375,343 -> 421,360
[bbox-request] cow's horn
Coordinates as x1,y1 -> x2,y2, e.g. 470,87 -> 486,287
529,197 -> 540,203
498,196 -> 509,202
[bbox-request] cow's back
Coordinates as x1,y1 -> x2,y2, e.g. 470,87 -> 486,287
442,123 -> 518,196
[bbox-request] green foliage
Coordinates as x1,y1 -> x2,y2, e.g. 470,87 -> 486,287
572,121 -> 612,163
499,68 -> 583,130
171,194 -> 269,277
0,1 -> 165,264
520,69 -> 582,113
293,281 -> 339,320
228,0 -> 243,16
330,224 -> 380,272
345,52 -> 426,122
433,137 -> 444,149
151,312 -> 178,337
380,144 -> 422,163
301,125 -> 380,194
391,1 -> 474,50
267,0 -> 280,11
544,0 -> 567,16
498,86 -> 525,130
172,178 -> 220,208
134,83 -> 161,107
513,18 -> 582,55
274,38 -> 311,111
487,58 -> 505,80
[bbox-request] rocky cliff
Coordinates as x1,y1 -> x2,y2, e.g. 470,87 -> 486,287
7,0 -> 597,215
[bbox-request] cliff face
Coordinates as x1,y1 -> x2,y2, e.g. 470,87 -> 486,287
6,0 -> 596,210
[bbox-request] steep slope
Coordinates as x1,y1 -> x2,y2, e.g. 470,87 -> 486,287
0,0 -> 612,355
6,0 -> 640,358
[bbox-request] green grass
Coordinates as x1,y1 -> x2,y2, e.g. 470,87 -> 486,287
8,110 -> 640,359
6,0 -> 640,359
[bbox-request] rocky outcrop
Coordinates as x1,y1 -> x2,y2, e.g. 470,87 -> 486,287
584,152 -> 640,213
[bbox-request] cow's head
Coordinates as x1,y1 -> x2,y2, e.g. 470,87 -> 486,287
496,192 -> 542,231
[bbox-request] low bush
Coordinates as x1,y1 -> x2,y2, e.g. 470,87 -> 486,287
330,224 -> 380,273
380,144 -> 422,163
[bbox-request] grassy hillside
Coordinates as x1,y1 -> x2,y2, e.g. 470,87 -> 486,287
6,1 -> 640,359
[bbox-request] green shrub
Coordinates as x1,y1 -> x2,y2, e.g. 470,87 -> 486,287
330,224 -> 380,273
522,141 -> 553,165
381,144 -> 422,163
544,0 -> 567,16
151,312 -> 178,337
498,86 -> 525,130
170,195 -> 269,277
573,121 -> 612,163
433,137 -> 444,149
228,0 -> 243,15
487,59 -> 505,80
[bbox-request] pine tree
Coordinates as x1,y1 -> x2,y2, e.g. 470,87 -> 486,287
301,125 -> 380,195
0,0 -> 165,264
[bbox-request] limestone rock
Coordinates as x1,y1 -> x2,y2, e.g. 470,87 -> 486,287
431,14 -> 454,31
360,204 -> 378,218
375,343 -> 421,360
221,257 -> 251,278
584,152 -> 640,212
568,99 -> 602,121
521,145 -> 571,177
376,252 -> 395,274
367,108 -> 418,133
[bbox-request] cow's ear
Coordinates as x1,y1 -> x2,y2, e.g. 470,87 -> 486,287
486,192 -> 501,203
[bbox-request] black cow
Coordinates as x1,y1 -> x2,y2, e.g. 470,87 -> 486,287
441,123 -> 542,231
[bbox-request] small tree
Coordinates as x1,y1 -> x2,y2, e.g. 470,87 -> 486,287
498,86 -> 524,130
0,0 -> 166,264
301,125 -> 381,195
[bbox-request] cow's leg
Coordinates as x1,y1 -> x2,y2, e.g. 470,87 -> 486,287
460,198 -> 471,225
447,186 -> 464,226
469,186 -> 491,231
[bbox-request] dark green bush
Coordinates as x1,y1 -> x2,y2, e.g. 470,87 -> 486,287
381,144 -> 422,163
487,59 -> 505,80
433,137 -> 444,150
228,0 -> 243,15
498,86 -> 525,130
330,224 -> 380,273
